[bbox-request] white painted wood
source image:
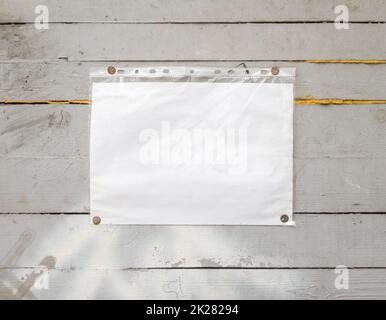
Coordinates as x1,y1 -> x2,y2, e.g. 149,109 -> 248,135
4,157 -> 386,213
1,0 -> 385,23
0,158 -> 89,213
2,104 -> 386,213
1,24 -> 385,61
0,214 -> 385,269
1,267 -> 385,299
0,105 -> 89,212
1,62 -> 386,100
1,0 -> 385,301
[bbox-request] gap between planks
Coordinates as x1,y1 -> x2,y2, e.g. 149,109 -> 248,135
1,267 -> 386,271
1,59 -> 386,64
1,99 -> 386,106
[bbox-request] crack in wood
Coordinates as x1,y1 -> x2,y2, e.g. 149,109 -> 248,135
1,99 -> 386,106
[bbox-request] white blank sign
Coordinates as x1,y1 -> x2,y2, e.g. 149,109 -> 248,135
90,81 -> 294,225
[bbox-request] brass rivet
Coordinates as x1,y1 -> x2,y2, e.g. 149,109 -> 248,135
271,66 -> 280,76
92,216 -> 101,225
280,214 -> 289,223
107,66 -> 116,75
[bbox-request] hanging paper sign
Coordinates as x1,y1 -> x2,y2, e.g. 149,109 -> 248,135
90,67 -> 295,225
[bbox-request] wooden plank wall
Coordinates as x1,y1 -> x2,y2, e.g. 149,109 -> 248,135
0,0 -> 386,299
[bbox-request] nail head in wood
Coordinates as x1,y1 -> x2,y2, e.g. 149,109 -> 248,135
271,66 -> 280,76
92,216 -> 101,225
280,214 -> 289,223
107,66 -> 116,75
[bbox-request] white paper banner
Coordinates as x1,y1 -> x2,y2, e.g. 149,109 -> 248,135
90,68 -> 294,225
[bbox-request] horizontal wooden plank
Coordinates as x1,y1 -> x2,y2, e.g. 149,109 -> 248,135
0,214 -> 385,269
1,104 -> 386,213
1,62 -> 386,100
1,267 -> 386,299
1,24 -> 385,61
1,0 -> 385,23
3,157 -> 386,213
0,158 -> 89,213
2,104 -> 386,159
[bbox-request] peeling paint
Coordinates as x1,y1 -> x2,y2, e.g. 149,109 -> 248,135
12,256 -> 56,300
198,258 -> 222,268
170,259 -> 186,268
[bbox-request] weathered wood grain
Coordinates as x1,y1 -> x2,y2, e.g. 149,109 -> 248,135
0,214 -> 385,269
1,24 -> 385,61
4,157 -> 386,213
1,62 -> 386,100
1,0 -> 385,23
1,0 -> 385,301
2,104 -> 386,213
1,267 -> 386,299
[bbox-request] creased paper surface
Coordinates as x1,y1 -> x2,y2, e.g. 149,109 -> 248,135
90,82 -> 293,225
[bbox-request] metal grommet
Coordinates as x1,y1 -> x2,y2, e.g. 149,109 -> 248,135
92,216 -> 101,225
280,214 -> 289,223
271,66 -> 280,76
107,66 -> 116,75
